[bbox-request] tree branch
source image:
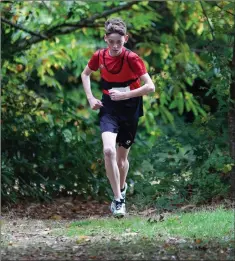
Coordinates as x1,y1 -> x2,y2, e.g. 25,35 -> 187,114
200,0 -> 215,41
47,1 -> 138,34
3,1 -> 138,53
214,3 -> 235,16
41,1 -> 52,13
1,17 -> 48,40
1,1 -> 14,3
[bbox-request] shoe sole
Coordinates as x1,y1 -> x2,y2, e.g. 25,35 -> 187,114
113,213 -> 125,218
110,207 -> 125,218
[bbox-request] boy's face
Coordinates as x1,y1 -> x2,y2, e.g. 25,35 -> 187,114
104,33 -> 128,56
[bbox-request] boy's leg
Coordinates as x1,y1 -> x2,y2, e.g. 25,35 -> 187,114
116,146 -> 130,190
116,118 -> 138,190
101,131 -> 122,200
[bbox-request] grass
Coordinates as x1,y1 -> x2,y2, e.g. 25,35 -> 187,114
62,206 -> 234,260
67,206 -> 234,242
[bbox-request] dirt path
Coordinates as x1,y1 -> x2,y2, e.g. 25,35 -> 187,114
1,198 -> 110,260
2,217 -> 234,261
1,199 -> 234,260
1,218 -> 86,260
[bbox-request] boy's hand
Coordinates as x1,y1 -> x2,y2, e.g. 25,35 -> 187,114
109,90 -> 128,101
88,97 -> 103,110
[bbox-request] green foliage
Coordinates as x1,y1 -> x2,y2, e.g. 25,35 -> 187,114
1,153 -> 17,202
1,77 -> 108,203
129,114 -> 232,209
1,1 -> 234,204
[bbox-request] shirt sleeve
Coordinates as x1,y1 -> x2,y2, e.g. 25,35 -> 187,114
128,54 -> 147,77
88,50 -> 100,71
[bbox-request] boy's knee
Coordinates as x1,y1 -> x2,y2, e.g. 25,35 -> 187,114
117,159 -> 128,169
103,147 -> 116,158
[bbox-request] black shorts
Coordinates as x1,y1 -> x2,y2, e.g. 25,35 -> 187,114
99,112 -> 139,149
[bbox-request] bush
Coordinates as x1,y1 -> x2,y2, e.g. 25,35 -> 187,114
1,83 -> 109,203
128,114 -> 232,209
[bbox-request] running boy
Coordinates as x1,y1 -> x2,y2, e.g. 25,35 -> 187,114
81,17 -> 155,217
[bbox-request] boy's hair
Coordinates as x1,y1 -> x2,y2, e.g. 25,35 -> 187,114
105,18 -> 127,36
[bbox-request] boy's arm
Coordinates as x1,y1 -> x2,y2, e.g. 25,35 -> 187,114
81,65 -> 103,110
109,73 -> 155,101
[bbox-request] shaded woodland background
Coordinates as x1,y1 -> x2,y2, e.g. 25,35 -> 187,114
1,1 -> 235,209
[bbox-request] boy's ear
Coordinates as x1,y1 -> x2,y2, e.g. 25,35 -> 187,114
124,35 -> 129,43
104,35 -> 107,42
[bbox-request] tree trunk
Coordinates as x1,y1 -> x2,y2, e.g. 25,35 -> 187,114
228,8 -> 235,200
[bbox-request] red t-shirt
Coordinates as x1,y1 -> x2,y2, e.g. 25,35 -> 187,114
88,47 -> 146,86
87,47 -> 146,118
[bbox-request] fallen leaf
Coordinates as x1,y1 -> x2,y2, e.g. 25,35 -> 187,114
133,252 -> 143,257
181,204 -> 196,211
163,243 -> 170,248
50,215 -> 62,220
139,208 -> 157,216
76,235 -> 90,244
147,214 -> 165,223
122,232 -> 138,237
195,239 -> 202,244
64,202 -> 74,208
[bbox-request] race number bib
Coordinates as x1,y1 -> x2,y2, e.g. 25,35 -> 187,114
111,86 -> 130,93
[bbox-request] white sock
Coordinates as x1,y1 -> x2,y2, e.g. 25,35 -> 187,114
115,196 -> 123,201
